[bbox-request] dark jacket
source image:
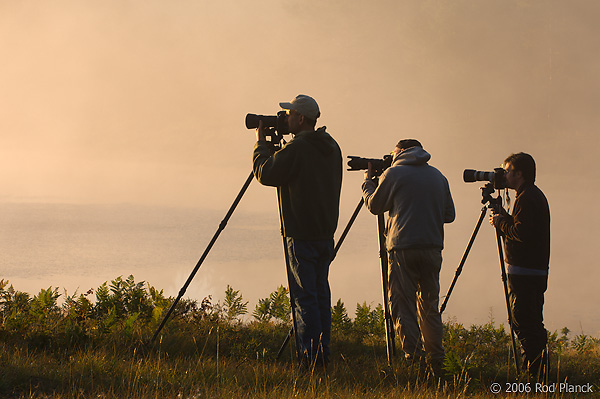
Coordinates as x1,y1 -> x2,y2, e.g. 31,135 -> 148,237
362,146 -> 455,250
497,183 -> 550,271
253,127 -> 342,240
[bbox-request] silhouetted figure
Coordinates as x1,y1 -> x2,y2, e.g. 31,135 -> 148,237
253,95 -> 342,367
490,152 -> 550,380
362,139 -> 455,376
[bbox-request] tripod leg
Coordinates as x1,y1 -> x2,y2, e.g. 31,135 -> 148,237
496,227 -> 521,374
281,236 -> 302,364
440,206 -> 487,314
150,172 -> 254,345
276,327 -> 294,360
332,197 -> 364,261
377,214 -> 396,364
274,184 -> 303,364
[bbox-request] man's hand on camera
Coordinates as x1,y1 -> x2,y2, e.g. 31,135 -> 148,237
256,120 -> 266,142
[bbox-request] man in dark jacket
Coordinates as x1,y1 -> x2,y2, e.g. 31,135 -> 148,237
253,94 -> 342,366
490,152 -> 550,380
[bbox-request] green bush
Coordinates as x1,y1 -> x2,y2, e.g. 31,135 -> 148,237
1,276 -> 599,393
252,285 -> 291,325
0,275 -> 218,347
1,277 -> 599,399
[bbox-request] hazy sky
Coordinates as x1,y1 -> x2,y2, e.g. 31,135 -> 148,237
1,0 -> 599,335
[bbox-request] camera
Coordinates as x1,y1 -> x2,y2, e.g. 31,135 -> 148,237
245,111 -> 290,152
245,111 -> 289,135
347,155 -> 393,176
463,168 -> 506,189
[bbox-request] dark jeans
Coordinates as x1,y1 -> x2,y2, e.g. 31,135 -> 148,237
285,237 -> 333,362
508,274 -> 548,376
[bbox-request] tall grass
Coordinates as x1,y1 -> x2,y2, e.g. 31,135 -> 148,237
1,276 -> 599,398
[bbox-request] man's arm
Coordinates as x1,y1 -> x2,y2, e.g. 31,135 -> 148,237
362,165 -> 392,215
496,195 -> 537,243
253,142 -> 298,187
252,121 -> 298,187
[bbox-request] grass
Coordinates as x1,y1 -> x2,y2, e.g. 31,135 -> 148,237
0,337 -> 452,397
1,277 -> 599,398
2,322 -> 599,398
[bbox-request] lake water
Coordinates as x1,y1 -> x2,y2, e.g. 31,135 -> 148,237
0,202 -> 381,313
2,202 -> 599,338
0,202 -> 286,302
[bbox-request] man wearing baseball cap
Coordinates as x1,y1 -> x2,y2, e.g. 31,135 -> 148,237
279,94 -> 321,121
253,95 -> 342,368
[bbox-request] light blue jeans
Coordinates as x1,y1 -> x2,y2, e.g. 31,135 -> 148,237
285,237 -> 333,362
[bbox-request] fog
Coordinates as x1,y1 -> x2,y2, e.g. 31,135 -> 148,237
1,0 -> 599,336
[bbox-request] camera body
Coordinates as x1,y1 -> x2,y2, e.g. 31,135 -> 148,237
463,168 -> 506,190
347,155 -> 393,177
246,111 -> 290,152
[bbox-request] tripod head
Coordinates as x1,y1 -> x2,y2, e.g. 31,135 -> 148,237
481,182 -> 502,213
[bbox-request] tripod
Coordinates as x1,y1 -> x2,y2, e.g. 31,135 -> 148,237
377,213 -> 397,364
275,197 -> 396,364
275,197 -> 365,360
439,183 -> 520,374
149,170 -> 367,355
150,170 -> 396,366
150,172 -> 254,345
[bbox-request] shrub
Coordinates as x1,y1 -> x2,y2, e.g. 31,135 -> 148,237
252,285 -> 291,325
331,299 -> 352,333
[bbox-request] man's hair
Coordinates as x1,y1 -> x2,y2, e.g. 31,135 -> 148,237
504,152 -> 536,184
396,139 -> 422,150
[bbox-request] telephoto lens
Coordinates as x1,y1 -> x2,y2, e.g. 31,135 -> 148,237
347,155 -> 392,175
463,169 -> 495,183
245,114 -> 278,129
463,168 -> 506,189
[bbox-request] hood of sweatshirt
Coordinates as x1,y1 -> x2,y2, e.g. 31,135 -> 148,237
392,146 -> 431,166
294,127 -> 337,155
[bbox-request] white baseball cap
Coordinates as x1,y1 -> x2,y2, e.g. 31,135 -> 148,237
279,94 -> 320,120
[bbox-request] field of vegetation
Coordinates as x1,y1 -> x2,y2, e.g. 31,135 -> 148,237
1,275 -> 599,398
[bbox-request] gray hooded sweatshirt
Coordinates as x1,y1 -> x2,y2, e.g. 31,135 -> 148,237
362,146 -> 455,251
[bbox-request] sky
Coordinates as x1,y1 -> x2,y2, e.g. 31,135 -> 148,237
1,0 -> 599,336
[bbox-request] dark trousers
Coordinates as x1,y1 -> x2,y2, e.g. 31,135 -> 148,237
285,237 -> 333,363
388,248 -> 444,363
508,274 -> 548,377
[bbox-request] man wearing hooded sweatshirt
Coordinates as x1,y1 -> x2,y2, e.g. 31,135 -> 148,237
362,139 -> 455,374
253,95 -> 342,366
